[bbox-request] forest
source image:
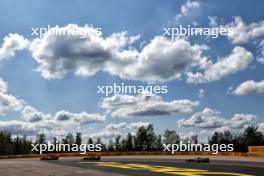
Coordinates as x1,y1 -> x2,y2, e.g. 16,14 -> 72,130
0,125 -> 263,155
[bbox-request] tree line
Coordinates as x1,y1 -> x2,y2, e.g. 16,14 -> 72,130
0,125 -> 264,155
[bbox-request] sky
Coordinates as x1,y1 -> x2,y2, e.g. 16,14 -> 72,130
0,0 -> 264,142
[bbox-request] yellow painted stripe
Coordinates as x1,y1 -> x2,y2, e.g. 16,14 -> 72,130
94,162 -> 254,176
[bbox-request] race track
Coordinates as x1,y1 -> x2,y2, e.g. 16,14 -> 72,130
46,156 -> 264,176
1,156 -> 264,176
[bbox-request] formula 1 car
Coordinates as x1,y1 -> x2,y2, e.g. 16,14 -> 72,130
82,156 -> 101,161
40,155 -> 59,160
186,157 -> 210,163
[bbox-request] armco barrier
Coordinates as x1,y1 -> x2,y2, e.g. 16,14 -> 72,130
248,146 -> 264,152
248,146 -> 264,157
0,151 -> 263,159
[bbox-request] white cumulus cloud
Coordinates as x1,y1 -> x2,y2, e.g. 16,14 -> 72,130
259,123 -> 264,132
101,93 -> 199,118
0,78 -> 25,115
55,110 -> 105,125
22,106 -> 51,123
232,80 -> 264,95
90,131 -> 122,139
186,47 -> 253,83
181,0 -> 200,16
178,108 -> 256,129
0,33 -> 29,60
29,24 -> 208,82
224,16 -> 264,44
105,121 -> 151,131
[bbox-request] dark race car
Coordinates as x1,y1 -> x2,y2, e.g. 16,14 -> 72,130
82,156 -> 101,161
40,155 -> 59,160
186,157 -> 210,163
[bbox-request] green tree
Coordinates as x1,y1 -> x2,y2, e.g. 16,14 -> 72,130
163,129 -> 180,144
75,132 -> 82,146
209,131 -> 233,145
209,132 -> 220,144
156,134 -> 163,150
135,126 -> 147,150
14,136 -> 22,154
65,133 -> 74,145
95,138 -> 106,151
52,137 -> 57,144
241,126 -> 264,146
36,133 -> 46,144
121,139 -> 127,151
107,139 -> 115,151
115,135 -> 121,151
190,135 -> 198,144
21,135 -> 32,154
126,133 -> 134,151
0,132 -> 14,154
135,125 -> 157,151
146,125 -> 157,150
87,138 -> 94,144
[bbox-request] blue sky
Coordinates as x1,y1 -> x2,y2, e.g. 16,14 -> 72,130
0,0 -> 264,141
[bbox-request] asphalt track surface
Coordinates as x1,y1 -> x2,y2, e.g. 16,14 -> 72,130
44,156 -> 264,176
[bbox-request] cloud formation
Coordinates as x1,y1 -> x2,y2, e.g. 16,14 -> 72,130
186,47 -> 253,83
89,121 -> 151,139
173,0 -> 201,22
1,23 -> 256,84
257,40 -> 264,64
181,0 -> 200,16
0,120 -> 36,135
198,88 -> 205,98
0,108 -> 105,136
0,78 -> 105,136
259,123 -> 264,132
30,25 -> 135,79
90,131 -> 122,139
52,110 -> 106,125
29,24 -> 209,81
22,106 -> 51,122
224,17 -> 264,44
232,80 -> 264,95
105,121 -> 150,131
0,33 -> 29,60
178,108 -> 256,130
0,78 -> 25,115
101,93 -> 199,118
